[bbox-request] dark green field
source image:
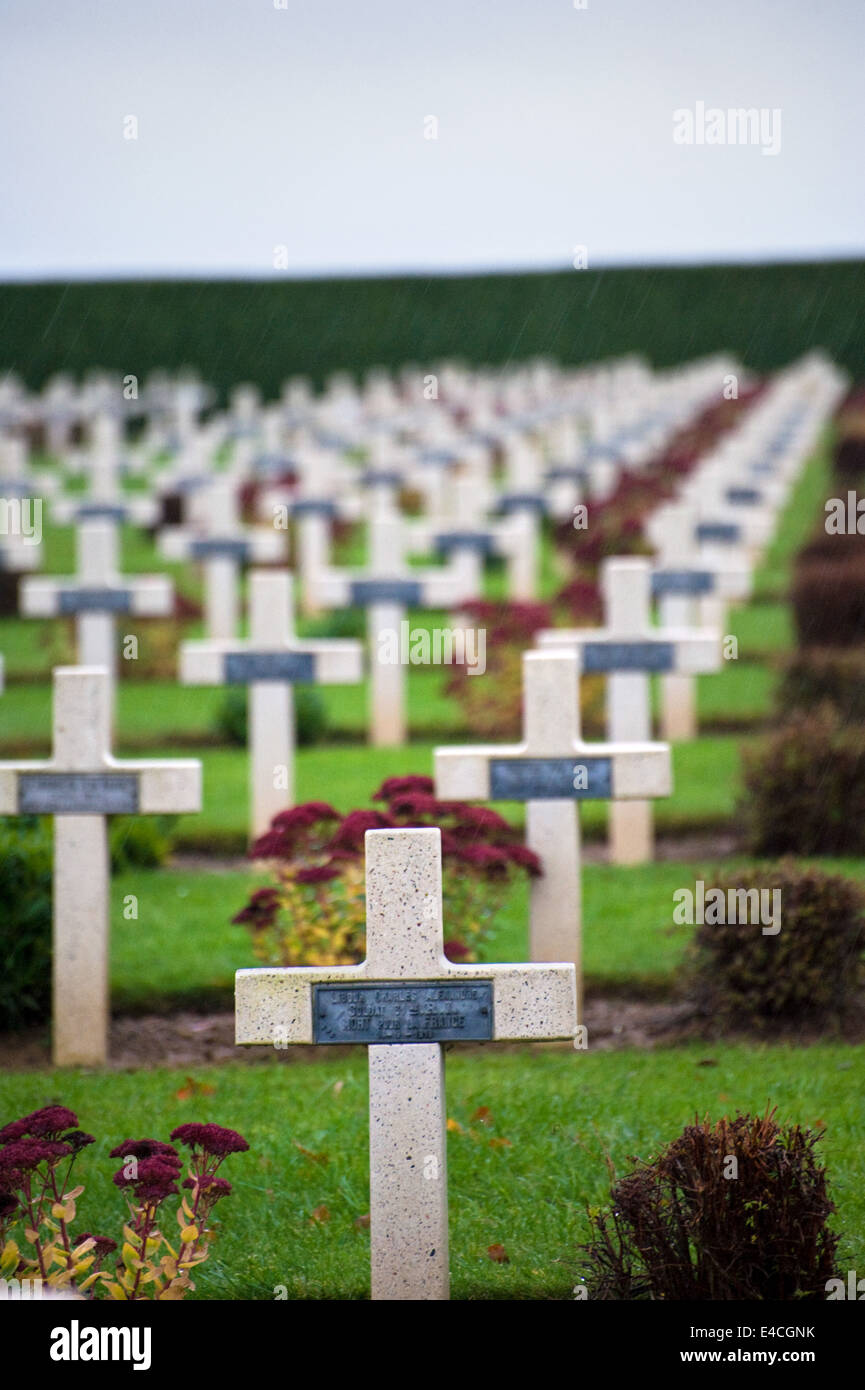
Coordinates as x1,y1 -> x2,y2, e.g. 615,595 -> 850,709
1,259 -> 864,399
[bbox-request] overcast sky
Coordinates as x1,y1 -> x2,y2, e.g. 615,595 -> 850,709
1,0 -> 861,279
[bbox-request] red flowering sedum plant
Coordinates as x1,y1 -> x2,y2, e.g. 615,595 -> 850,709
233,778 -> 542,966
444,599 -> 553,740
552,390 -> 765,620
0,1106 -> 247,1300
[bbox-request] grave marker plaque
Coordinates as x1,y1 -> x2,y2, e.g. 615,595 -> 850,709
489,756 -> 613,800
349,578 -> 423,606
224,651 -> 316,684
697,522 -> 741,544
18,771 -> 140,815
190,538 -> 251,562
434,531 -> 495,557
312,980 -> 493,1044
651,570 -> 714,597
581,640 -> 676,674
58,588 -> 132,614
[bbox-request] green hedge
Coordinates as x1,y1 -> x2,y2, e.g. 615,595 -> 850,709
2,259 -> 864,400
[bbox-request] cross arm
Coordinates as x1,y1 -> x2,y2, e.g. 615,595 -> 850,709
20,574 -> 173,618
0,757 -> 201,814
652,566 -> 751,602
180,639 -> 363,684
235,960 -> 576,1045
435,740 -> 672,801
536,626 -> 722,674
110,758 -> 202,812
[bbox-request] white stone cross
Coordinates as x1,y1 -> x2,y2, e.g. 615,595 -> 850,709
21,520 -> 173,724
180,570 -> 363,839
235,826 -> 576,1300
537,557 -> 720,863
410,473 -> 534,601
311,511 -> 476,747
52,414 -> 157,527
647,502 -> 750,739
256,479 -> 362,618
435,650 -> 671,1009
160,481 -> 285,638
0,667 -> 201,1066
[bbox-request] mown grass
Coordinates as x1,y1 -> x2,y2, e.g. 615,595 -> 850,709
108,854 -> 865,1012
1,1044 -> 862,1299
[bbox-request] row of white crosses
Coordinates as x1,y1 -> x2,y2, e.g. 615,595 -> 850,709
160,481 -> 284,638
21,520 -> 173,726
408,470 -> 536,601
310,508 -> 475,747
52,414 -> 157,529
537,557 -> 721,862
0,436 -> 45,580
435,649 -> 672,1012
180,571 -> 363,838
0,667 -> 201,1067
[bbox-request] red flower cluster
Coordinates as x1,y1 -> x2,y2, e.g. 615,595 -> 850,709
112,1152 -> 182,1206
182,1174 -> 232,1198
372,775 -> 435,801
249,802 -> 340,861
170,1124 -> 249,1157
109,1138 -> 179,1161
0,1105 -> 79,1143
373,783 -> 542,880
232,886 -> 281,930
0,1138 -> 73,1180
453,599 -> 552,646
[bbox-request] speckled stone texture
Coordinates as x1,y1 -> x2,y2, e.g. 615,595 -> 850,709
369,1043 -> 448,1300
0,667 -> 201,1066
235,826 -> 576,1300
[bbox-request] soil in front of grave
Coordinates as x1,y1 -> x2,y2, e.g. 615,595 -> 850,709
3,995 -> 865,1070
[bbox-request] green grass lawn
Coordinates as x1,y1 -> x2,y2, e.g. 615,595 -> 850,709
0,442 -> 828,751
140,732 -> 746,851
1,1044 -> 862,1299
750,437 -> 831,601
0,726 -> 749,853
108,853 -> 865,1012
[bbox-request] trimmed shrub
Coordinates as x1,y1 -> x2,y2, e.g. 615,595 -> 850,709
109,815 -> 176,872
689,860 -> 865,1028
833,385 -> 865,481
214,687 -> 247,746
741,706 -> 865,855
578,1109 -> 839,1300
791,556 -> 865,647
796,528 -> 865,564
776,647 -> 865,722
0,817 -> 52,1030
833,436 -> 865,481
214,685 -> 327,747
